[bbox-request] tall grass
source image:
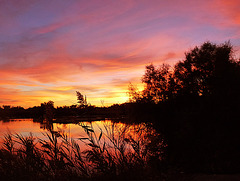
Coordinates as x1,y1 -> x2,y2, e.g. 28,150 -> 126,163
0,122 -> 166,180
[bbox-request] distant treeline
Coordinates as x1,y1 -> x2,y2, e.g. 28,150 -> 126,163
0,103 -> 129,121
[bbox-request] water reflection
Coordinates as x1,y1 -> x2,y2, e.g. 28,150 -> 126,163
40,120 -> 53,131
0,119 -> 166,180
0,119 -> 165,158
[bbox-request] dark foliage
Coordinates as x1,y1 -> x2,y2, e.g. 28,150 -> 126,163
129,41 -> 240,173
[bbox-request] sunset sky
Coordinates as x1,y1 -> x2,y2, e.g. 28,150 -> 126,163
0,0 -> 240,107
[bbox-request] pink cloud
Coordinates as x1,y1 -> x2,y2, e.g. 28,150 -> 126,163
0,57 -> 82,83
0,0 -> 239,107
217,0 -> 240,25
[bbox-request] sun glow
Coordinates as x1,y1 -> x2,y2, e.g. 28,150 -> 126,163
0,0 -> 239,107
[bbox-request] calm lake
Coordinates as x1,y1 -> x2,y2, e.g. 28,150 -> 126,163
0,118 -> 167,181
0,118 -> 107,140
0,119 -> 162,151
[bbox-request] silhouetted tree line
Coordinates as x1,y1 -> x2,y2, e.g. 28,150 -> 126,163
129,41 -> 240,103
0,102 -> 128,121
128,41 -> 240,173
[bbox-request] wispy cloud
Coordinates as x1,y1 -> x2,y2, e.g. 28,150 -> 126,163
0,0 -> 239,107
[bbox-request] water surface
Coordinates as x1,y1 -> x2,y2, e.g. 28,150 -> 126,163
0,119 -> 160,149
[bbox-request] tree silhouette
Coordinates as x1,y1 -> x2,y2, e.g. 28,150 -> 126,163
76,91 -> 88,108
128,83 -> 142,103
174,41 -> 239,98
133,41 -> 240,173
41,101 -> 55,121
142,63 -> 176,103
139,41 -> 240,103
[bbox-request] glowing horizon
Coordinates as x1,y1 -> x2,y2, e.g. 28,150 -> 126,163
0,0 -> 240,108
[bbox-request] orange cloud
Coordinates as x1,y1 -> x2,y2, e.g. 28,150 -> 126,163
0,0 -> 239,107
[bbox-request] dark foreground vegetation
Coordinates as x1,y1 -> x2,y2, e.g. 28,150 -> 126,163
0,123 -> 166,181
1,41 -> 240,179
